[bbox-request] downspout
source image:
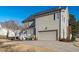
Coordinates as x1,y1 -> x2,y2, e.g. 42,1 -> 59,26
34,19 -> 37,40
59,10 -> 61,41
66,7 -> 70,40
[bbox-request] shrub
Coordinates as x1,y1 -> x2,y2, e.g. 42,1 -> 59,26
71,36 -> 76,41
71,23 -> 76,41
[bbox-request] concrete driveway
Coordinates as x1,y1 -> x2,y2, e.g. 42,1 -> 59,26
11,40 -> 79,52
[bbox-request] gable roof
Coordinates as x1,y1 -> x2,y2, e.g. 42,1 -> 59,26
22,7 -> 67,23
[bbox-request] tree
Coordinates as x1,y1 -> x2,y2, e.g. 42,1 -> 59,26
76,20 -> 79,33
69,14 -> 76,41
69,14 -> 76,25
1,20 -> 20,40
71,24 -> 76,41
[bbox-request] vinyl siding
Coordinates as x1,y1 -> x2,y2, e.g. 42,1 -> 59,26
35,13 -> 60,40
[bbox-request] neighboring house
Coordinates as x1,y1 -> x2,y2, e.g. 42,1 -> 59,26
0,24 -> 7,38
0,23 -> 15,39
0,21 -> 21,39
22,7 -> 69,41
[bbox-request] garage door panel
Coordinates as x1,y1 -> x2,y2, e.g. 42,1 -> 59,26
39,31 -> 56,40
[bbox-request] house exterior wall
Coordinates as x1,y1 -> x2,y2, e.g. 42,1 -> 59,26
0,28 -> 7,36
35,13 -> 60,40
0,24 -> 7,36
27,28 -> 34,36
8,30 -> 15,37
24,20 -> 35,36
23,7 -> 69,40
60,7 -> 69,39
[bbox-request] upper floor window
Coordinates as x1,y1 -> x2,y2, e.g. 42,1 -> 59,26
57,12 -> 60,19
54,13 -> 55,20
64,17 -> 66,23
62,15 -> 66,23
64,17 -> 65,23
53,12 -> 61,20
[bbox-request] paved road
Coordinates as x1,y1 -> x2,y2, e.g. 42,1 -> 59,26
10,40 -> 79,52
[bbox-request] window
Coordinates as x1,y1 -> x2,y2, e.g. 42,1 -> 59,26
57,13 -> 60,19
62,15 -> 65,23
64,17 -> 65,23
54,13 -> 55,20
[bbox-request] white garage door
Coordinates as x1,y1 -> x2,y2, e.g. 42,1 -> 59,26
38,31 -> 57,40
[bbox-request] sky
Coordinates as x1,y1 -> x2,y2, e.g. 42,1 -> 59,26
0,6 -> 79,26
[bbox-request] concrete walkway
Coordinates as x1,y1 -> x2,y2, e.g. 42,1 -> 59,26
9,40 -> 79,52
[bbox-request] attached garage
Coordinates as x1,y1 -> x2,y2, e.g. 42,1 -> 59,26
38,30 -> 58,40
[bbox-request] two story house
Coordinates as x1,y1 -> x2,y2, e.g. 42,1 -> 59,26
22,7 -> 69,41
